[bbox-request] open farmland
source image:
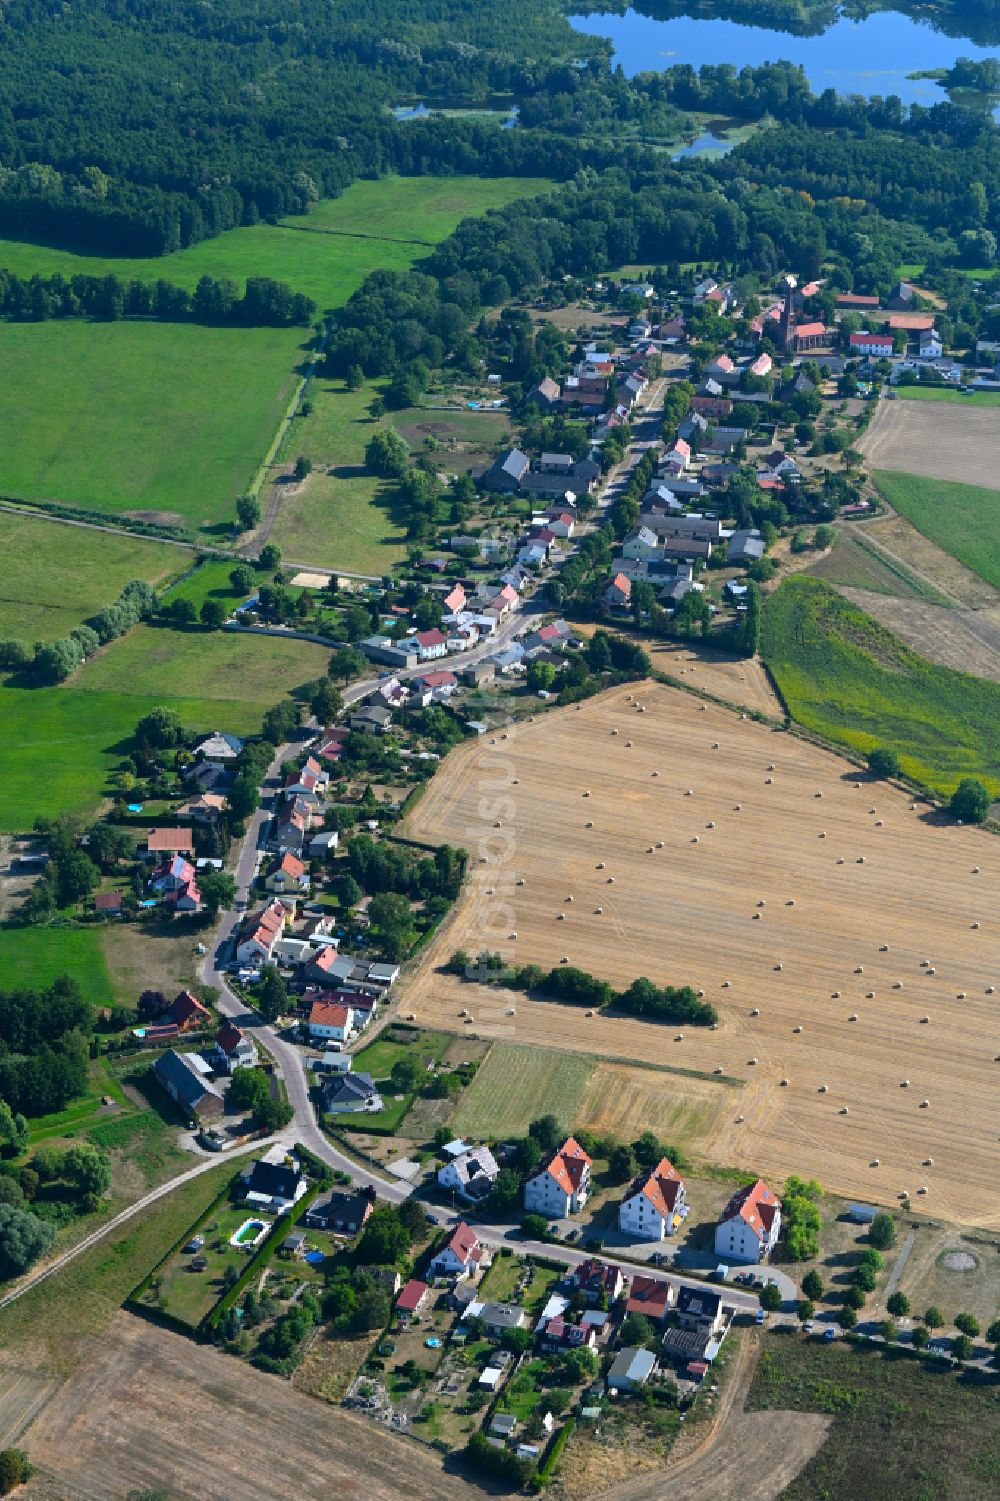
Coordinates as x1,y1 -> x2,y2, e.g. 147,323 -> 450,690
0,512 -> 180,643
833,591 -> 1000,684
860,398 -> 1000,491
871,470 -> 1000,593
0,321 -> 302,532
761,577 -> 1000,795
400,680 -> 1000,1226
12,1313 -> 480,1501
450,1044 -> 594,1138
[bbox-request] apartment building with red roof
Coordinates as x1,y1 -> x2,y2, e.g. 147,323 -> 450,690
524,1136 -> 592,1218
714,1178 -> 782,1264
619,1156 -> 687,1240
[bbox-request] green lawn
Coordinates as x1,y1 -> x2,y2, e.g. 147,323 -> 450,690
160,558 -> 249,613
748,1334 -> 1000,1501
151,1201 -> 260,1327
0,678 -> 266,830
0,926 -> 112,1007
0,1161 -> 235,1373
77,620 -> 331,706
761,576 -> 1000,796
339,1030 -> 452,1132
285,175 -> 554,245
0,176 -> 553,309
894,385 -> 1000,406
450,1043 -> 595,1140
873,470 -> 1000,591
0,512 -> 182,642
270,379 -> 408,574
0,321 -> 303,532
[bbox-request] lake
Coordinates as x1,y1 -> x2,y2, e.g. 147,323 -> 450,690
569,8 -> 1000,108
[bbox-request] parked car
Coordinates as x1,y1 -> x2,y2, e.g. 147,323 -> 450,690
755,1309 -> 766,1325
183,1235 -> 204,1253
823,1327 -> 836,1341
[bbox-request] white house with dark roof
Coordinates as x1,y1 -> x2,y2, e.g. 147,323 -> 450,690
437,1144 -> 499,1203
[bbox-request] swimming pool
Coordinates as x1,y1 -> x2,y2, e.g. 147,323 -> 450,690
230,1217 -> 268,1248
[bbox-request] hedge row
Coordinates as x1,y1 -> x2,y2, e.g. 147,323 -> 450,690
534,1418 -> 576,1489
126,1173 -> 238,1307
201,1182 -> 321,1331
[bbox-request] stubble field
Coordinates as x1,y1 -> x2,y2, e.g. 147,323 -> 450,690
860,400 -> 1000,491
401,683 -> 1000,1225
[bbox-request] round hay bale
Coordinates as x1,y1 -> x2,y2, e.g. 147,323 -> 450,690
625,741 -> 633,748
893,980 -> 904,990
656,840 -> 664,849
594,907 -> 603,915
612,729 -> 619,736
407,1012 -> 417,1021
780,1077 -> 790,1086
854,782 -> 861,789
506,1007 -> 516,1017
494,821 -> 503,829
512,778 -> 519,786
696,989 -> 705,998
712,741 -> 720,749
596,861 -> 605,870
684,788 -> 694,796
722,980 -> 731,988
556,913 -> 565,921
957,991 -> 966,999
917,1186 -> 928,1195
485,887 -> 495,896
849,1013 -> 858,1022
582,790 -> 591,798
651,770 -> 659,778
509,931 -> 517,940
752,912 -> 761,920
566,895 -> 574,903
646,846 -> 654,853
857,857 -> 866,865
734,803 -> 742,812
920,1016 -> 930,1023
987,985 -> 996,994
819,832 -> 827,839
736,1114 -> 745,1123
854,966 -> 864,974
774,963 -> 783,972
786,899 -> 795,907
900,1079 -> 910,1087
748,1056 -> 758,1066
818,1084 -> 828,1093
767,763 -> 776,772
875,819 -> 884,828
464,1015 -> 474,1025
691,836 -> 699,844
585,821 -> 594,829
707,821 -> 716,830
879,944 -> 889,952
866,991 -> 876,999
606,876 -> 615,883
869,807 -> 877,815
920,1099 -> 930,1108
714,1065 -> 724,1074
793,1025 -> 803,1033
674,1033 -> 683,1042
765,777 -> 773,785
870,1159 -> 880,1167
560,956 -> 569,964
923,1157 -> 934,1167
750,1007 -> 760,1016
927,967 -> 936,975
973,866 -> 981,874
585,1010 -> 594,1018
757,900 -> 766,908
832,991 -> 841,998
837,857 -> 845,864
516,878 -> 525,887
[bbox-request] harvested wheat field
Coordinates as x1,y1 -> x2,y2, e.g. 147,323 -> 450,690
574,624 -> 783,718
16,1313 -> 484,1501
838,590 -> 1000,683
400,682 -> 1000,1225
860,400 -> 999,490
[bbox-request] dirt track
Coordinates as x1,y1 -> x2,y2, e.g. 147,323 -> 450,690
16,1313 -> 484,1501
860,400 -> 1000,490
400,682 -> 1000,1226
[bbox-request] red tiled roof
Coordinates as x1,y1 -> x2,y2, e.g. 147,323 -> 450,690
415,628 -> 446,648
850,331 -> 893,347
538,1137 -> 592,1196
627,1156 -> 683,1219
718,1178 -> 782,1239
170,990 -> 210,1026
793,321 -> 826,338
216,1022 -> 245,1055
94,891 -> 122,911
438,1220 -> 481,1266
147,828 -> 194,852
309,999 -> 351,1028
396,1278 -> 429,1313
278,853 -> 305,879
309,945 -> 338,972
626,1275 -> 673,1321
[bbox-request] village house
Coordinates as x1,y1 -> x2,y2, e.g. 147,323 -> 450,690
308,828 -> 340,859
168,989 -> 211,1032
349,703 -> 393,734
274,798 -> 309,852
538,1315 -> 597,1353
174,793 -> 227,823
284,757 -> 328,805
149,854 -> 201,912
153,1049 -> 224,1120
146,828 -> 194,856
266,851 -> 309,897
524,1137 -> 592,1218
849,330 -> 894,357
526,375 -> 561,409
625,1274 -> 676,1323
619,1156 -> 687,1240
604,572 -> 632,608
727,528 -> 765,566
437,1144 -> 499,1203
193,731 -> 245,769
242,1147 -> 307,1212
429,1221 -> 484,1279
305,1187 -> 374,1234
211,1021 -> 257,1074
413,627 -> 448,661
321,1070 -> 382,1114
396,1278 -> 431,1320
465,1300 -> 528,1337
235,898 -> 290,967
308,997 -> 354,1044
607,1347 -> 657,1393
714,1178 -> 782,1263
481,448 -> 531,493
567,1258 -> 624,1305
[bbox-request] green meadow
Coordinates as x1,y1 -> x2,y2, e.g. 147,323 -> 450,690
0,511 -> 183,642
873,470 -> 1000,590
894,385 -> 1000,406
0,321 -> 302,531
269,379 -> 409,573
0,926 -> 113,1007
761,576 -> 1000,796
0,176 -> 554,309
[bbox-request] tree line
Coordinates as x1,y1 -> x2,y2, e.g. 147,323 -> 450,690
0,270 -> 316,327
448,952 -> 719,1025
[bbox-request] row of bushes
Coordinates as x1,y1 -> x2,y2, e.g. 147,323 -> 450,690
447,954 -> 719,1026
0,577 -> 159,683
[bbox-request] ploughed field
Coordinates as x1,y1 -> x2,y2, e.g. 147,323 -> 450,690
860,400 -> 1000,493
401,683 -> 1000,1226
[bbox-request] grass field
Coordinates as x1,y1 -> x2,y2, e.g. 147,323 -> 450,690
0,176 -> 553,308
0,512 -> 181,642
268,379 -> 407,573
160,558 -> 248,613
762,576 -> 1000,794
0,1162 -> 235,1374
78,620 -> 331,706
894,384 -> 1000,406
450,1043 -> 595,1138
806,527 -> 952,605
0,926 -> 112,1008
872,470 -> 1000,592
748,1335 -> 1000,1500
283,174 -> 554,245
400,679 -> 1000,1225
0,679 -> 265,830
0,321 -> 302,532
